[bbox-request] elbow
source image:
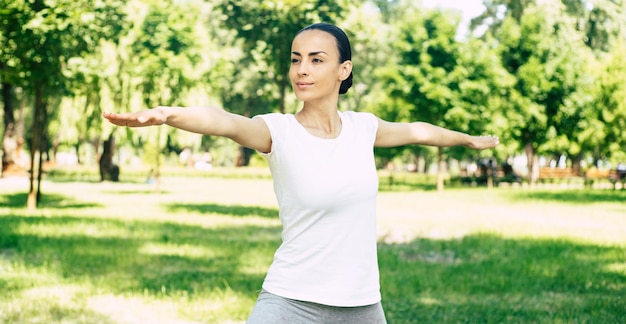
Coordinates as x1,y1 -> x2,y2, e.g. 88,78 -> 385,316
409,122 -> 432,144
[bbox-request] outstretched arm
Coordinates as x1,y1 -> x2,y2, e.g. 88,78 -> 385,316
375,118 -> 499,150
102,106 -> 272,153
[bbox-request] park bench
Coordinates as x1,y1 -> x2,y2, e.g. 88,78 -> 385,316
585,168 -> 610,179
584,168 -> 609,185
583,168 -> 626,189
538,167 -> 578,181
609,169 -> 626,189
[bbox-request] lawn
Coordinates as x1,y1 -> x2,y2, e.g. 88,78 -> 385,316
1,171 -> 625,323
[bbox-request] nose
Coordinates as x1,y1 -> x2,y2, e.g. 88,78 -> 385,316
297,61 -> 309,76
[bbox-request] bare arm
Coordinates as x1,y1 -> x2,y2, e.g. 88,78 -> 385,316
102,106 -> 272,153
375,118 -> 499,150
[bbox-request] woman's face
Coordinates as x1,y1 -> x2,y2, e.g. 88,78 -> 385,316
289,29 -> 351,102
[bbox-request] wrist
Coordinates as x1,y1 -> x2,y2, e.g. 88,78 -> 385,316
156,106 -> 171,124
465,134 -> 477,149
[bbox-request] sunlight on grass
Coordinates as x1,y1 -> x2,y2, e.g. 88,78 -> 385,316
604,262 -> 626,275
15,218 -> 141,239
1,174 -> 625,323
376,188 -> 626,246
415,296 -> 442,305
0,258 -> 56,292
235,249 -> 274,275
139,242 -> 222,259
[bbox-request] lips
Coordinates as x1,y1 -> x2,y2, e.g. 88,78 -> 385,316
296,81 -> 313,90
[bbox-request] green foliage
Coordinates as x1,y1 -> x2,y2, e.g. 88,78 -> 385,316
0,0 -> 126,89
215,0 -> 352,113
588,40 -> 626,163
2,0 -> 626,176
376,5 -> 501,166
131,1 -> 202,108
473,0 -> 625,171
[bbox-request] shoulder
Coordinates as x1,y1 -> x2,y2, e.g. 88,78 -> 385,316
341,110 -> 375,120
253,113 -> 294,127
341,111 -> 379,130
340,111 -> 379,145
253,113 -> 297,138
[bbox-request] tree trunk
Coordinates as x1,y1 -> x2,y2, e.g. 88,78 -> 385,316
571,153 -> 582,176
155,127 -> 161,193
421,152 -> 430,174
436,146 -> 445,192
27,86 -> 46,210
236,146 -> 253,167
75,142 -> 82,164
524,142 -> 538,184
36,102 -> 49,204
487,158 -> 495,189
99,134 -> 118,182
27,150 -> 39,210
36,139 -> 45,203
2,82 -> 15,134
1,82 -> 17,176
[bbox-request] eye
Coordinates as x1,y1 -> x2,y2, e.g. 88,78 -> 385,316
312,58 -> 323,63
291,58 -> 300,64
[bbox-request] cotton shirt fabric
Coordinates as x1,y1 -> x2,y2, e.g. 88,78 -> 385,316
255,111 -> 380,307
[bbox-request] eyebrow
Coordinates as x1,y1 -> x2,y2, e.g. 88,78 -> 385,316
291,51 -> 327,56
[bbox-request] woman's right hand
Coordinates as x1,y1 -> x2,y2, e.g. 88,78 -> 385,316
102,107 -> 167,127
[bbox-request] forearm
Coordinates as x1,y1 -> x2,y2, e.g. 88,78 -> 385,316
409,122 -> 471,147
103,105 -> 272,151
409,122 -> 499,150
161,106 -> 237,136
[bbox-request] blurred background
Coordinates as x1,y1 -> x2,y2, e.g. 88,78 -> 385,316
2,2 -> 626,322
2,0 -> 626,208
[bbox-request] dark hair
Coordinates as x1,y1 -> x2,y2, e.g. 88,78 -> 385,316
297,23 -> 353,95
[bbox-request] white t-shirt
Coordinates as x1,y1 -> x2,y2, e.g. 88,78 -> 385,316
255,111 -> 381,307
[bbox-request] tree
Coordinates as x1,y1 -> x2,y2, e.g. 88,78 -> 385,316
587,40 -> 626,165
122,0 -> 203,188
477,2 -> 592,182
560,0 -> 626,52
215,0 -> 351,114
0,0 -> 33,175
57,5 -> 130,169
0,0 -> 126,208
474,0 -> 626,177
202,0 -> 352,166
379,5 -> 501,190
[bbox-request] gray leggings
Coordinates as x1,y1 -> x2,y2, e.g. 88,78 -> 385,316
246,289 -> 387,324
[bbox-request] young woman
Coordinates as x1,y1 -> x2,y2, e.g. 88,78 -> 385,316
103,22 -> 499,324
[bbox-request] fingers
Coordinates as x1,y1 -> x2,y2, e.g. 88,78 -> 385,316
472,135 -> 499,150
102,112 -> 137,127
102,110 -> 164,127
487,135 -> 499,146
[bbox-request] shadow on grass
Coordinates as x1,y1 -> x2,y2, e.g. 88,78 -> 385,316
1,212 -> 625,323
0,214 -> 281,297
379,234 -> 626,323
509,189 -> 626,204
0,193 -> 102,209
166,203 -> 278,218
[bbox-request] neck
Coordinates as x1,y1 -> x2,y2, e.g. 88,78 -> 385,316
296,103 -> 342,139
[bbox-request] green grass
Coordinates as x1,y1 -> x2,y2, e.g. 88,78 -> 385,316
1,170 -> 625,323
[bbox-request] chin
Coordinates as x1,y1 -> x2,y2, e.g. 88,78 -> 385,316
293,91 -> 312,102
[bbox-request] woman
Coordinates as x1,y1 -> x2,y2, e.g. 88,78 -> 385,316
104,22 -> 498,324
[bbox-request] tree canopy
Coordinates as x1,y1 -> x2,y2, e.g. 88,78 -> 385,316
1,0 -> 626,201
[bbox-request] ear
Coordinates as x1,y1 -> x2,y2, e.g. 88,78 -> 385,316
338,60 -> 352,81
